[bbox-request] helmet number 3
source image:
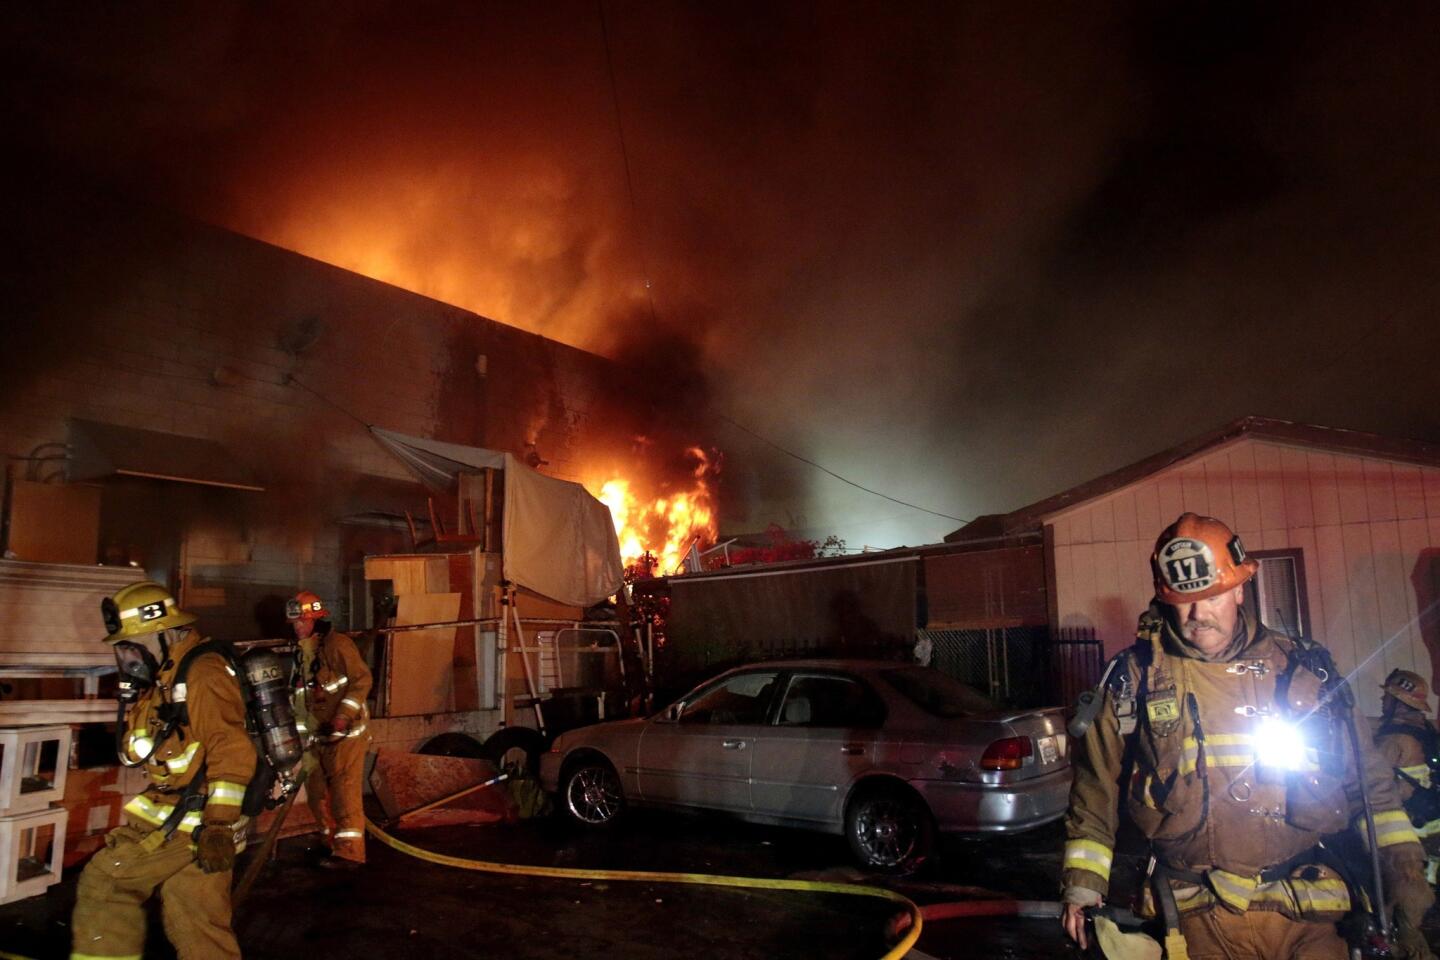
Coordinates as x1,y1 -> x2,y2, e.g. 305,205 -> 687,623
138,602 -> 166,621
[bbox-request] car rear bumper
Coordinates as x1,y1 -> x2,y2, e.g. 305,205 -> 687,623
913,767 -> 1071,833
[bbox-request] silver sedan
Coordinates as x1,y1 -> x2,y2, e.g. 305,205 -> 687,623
539,659 -> 1071,873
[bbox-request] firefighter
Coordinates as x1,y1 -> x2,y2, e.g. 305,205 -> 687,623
289,590 -> 372,868
1376,669 -> 1440,884
1060,513 -> 1434,959
71,581 -> 254,960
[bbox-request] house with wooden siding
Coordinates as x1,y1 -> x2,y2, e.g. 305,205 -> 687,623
948,417 -> 1440,716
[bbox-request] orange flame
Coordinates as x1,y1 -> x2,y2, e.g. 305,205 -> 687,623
589,448 -> 717,576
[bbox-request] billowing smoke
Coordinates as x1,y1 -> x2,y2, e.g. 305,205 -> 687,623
6,2 -> 1439,548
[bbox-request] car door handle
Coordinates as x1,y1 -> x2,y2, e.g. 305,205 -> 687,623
840,745 -> 864,756
721,739 -> 747,750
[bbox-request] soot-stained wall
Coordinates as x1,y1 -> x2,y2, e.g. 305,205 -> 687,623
1,180 -> 631,639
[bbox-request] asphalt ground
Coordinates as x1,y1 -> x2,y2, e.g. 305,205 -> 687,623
6,809 -> 1436,959
0,806 -> 1071,960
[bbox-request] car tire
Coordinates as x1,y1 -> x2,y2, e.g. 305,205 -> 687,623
482,727 -> 547,778
844,783 -> 935,875
416,732 -> 486,758
560,757 -> 626,828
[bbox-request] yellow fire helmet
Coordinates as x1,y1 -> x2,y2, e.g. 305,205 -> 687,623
101,580 -> 198,643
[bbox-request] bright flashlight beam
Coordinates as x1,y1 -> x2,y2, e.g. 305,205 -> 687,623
1255,716 -> 1308,771
1280,595 -> 1440,728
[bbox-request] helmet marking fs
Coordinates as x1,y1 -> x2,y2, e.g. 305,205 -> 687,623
286,590 -> 328,622
101,580 -> 198,642
1151,513 -> 1259,604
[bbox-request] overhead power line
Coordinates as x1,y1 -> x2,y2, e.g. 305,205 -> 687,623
715,413 -> 972,525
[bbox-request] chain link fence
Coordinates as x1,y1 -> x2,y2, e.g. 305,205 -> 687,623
919,625 -> 1102,710
920,626 -> 1051,708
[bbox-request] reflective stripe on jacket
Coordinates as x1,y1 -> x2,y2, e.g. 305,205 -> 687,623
121,631 -> 256,828
294,629 -> 373,727
1063,606 -> 1422,903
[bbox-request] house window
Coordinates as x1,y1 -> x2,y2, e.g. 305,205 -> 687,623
1252,549 -> 1309,641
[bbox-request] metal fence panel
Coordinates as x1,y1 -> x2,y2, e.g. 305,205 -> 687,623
920,625 -> 1050,707
920,624 -> 1101,710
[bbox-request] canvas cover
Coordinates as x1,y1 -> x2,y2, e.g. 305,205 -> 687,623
370,428 -> 623,607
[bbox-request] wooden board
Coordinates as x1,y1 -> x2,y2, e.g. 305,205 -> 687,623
509,586 -> 583,621
364,555 -> 452,595
7,481 -> 100,565
388,592 -> 462,716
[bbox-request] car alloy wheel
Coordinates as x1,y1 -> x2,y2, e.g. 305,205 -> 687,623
846,788 -> 934,874
564,762 -> 624,826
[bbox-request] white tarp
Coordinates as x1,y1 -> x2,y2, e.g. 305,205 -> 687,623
370,428 -> 623,607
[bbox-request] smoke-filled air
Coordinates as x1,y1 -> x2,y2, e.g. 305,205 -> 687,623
7,1 -> 1440,549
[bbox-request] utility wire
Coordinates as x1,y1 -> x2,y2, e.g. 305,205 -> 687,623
597,0 -> 660,327
286,374 -> 372,429
714,413 -> 971,524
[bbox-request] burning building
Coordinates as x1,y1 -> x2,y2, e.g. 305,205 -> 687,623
0,174 -> 723,857
1,174 -> 721,621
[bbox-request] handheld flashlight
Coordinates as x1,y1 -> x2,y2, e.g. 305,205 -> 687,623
1255,715 -> 1309,772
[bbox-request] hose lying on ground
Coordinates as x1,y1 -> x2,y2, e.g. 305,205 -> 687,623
886,898 -> 1061,940
364,816 -> 923,960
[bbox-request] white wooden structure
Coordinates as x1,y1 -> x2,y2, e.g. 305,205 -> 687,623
954,419 -> 1440,717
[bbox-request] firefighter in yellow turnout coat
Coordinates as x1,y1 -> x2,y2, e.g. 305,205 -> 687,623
71,581 -> 255,960
1375,669 -> 1440,885
1060,514 -> 1434,960
290,590 -> 372,867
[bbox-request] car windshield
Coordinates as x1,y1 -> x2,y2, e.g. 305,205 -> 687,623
880,666 -> 997,718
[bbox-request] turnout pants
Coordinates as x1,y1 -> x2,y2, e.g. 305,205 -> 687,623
1179,908 -> 1347,960
305,732 -> 370,862
70,823 -> 239,960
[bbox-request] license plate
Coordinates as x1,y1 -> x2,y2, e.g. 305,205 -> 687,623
1038,736 -> 1058,764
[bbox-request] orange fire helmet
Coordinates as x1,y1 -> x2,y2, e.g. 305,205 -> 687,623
1151,513 -> 1259,604
1383,669 -> 1431,712
286,590 -> 328,622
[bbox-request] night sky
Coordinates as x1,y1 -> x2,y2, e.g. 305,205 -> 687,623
6,2 -> 1440,548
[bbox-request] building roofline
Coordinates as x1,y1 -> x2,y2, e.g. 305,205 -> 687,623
632,529 -> 1042,591
946,416 -> 1440,542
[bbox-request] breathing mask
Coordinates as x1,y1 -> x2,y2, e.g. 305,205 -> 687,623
112,637 -> 162,704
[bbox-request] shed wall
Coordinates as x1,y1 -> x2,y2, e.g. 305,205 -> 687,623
1048,437 -> 1440,716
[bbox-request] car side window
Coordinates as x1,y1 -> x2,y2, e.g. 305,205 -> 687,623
777,675 -> 885,729
678,672 -> 778,725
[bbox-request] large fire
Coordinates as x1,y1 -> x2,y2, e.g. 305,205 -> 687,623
589,447 -> 718,577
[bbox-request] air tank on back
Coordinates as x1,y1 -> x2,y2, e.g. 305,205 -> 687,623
241,649 -> 304,769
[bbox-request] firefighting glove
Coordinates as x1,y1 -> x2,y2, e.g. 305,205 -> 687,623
194,821 -> 237,874
331,713 -> 352,735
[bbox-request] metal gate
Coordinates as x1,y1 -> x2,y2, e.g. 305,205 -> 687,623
919,626 -> 1049,707
920,624 -> 1102,710
1049,626 -> 1103,713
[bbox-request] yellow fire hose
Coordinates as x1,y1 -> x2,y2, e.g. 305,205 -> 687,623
363,816 -> 924,960
0,822 -> 921,960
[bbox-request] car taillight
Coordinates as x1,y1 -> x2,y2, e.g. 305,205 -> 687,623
980,736 -> 1033,771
